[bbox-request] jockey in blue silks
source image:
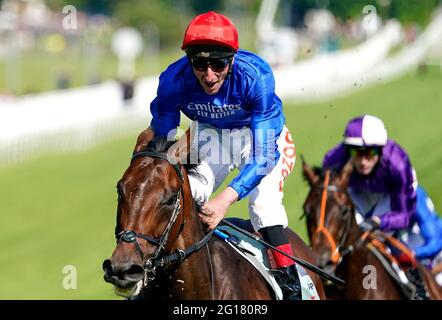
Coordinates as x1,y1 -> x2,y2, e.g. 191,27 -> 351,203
322,114 -> 442,286
408,187 -> 442,285
147,11 -> 301,299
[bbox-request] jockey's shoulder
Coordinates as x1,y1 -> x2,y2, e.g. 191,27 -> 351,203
324,143 -> 347,160
321,143 -> 348,173
160,56 -> 191,79
380,139 -> 412,172
232,50 -> 274,83
234,49 -> 268,65
157,56 -> 193,94
383,139 -> 408,154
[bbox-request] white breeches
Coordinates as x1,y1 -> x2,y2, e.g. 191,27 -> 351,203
187,122 -> 296,231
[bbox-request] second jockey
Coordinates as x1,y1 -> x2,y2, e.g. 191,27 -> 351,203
323,114 -> 442,293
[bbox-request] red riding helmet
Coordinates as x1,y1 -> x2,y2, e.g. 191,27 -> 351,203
181,11 -> 239,52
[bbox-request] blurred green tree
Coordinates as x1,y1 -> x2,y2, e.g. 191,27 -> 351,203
188,0 -> 223,13
47,0 -> 191,48
47,0 -> 116,14
46,0 -> 442,45
388,0 -> 441,25
283,0 -> 441,26
112,0 -> 190,48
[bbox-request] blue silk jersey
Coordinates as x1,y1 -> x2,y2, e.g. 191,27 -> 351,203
411,187 -> 442,260
150,49 -> 285,199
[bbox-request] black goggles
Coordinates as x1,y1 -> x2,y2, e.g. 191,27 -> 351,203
190,56 -> 233,72
348,146 -> 381,158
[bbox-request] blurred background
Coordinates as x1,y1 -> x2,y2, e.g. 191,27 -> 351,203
0,0 -> 441,299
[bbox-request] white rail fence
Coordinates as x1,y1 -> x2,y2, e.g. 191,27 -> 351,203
0,79 -> 156,166
0,110 -> 148,165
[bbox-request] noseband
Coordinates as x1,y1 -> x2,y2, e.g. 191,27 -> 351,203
117,150 -> 213,285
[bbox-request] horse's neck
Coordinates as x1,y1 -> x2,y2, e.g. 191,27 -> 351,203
171,203 -> 214,299
340,224 -> 404,299
173,246 -> 213,299
162,173 -> 215,299
344,221 -> 364,247
144,223 -> 213,299
345,217 -> 387,264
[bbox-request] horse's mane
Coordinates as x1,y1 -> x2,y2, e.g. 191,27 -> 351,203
144,136 -> 199,172
145,136 -> 174,153
144,136 -> 205,210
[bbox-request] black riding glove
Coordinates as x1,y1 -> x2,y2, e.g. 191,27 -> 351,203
359,217 -> 381,232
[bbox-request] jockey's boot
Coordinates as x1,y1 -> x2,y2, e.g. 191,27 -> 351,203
406,267 -> 429,300
396,252 -> 429,300
259,225 -> 302,300
273,264 -> 302,300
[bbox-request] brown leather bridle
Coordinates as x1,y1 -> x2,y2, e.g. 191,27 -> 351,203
116,150 -> 213,285
311,171 -> 352,265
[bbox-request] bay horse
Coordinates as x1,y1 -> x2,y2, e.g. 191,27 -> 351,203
102,128 -> 326,300
301,158 -> 442,300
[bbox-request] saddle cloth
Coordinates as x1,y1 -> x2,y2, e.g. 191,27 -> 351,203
216,224 -> 320,300
367,232 -> 429,299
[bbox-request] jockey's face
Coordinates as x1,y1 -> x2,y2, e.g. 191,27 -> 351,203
350,147 -> 380,175
191,57 -> 233,95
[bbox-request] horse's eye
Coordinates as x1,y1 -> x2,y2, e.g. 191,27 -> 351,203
163,194 -> 177,206
341,207 -> 349,216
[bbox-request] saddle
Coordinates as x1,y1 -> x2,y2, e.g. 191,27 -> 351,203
366,231 -> 429,300
215,219 -> 320,300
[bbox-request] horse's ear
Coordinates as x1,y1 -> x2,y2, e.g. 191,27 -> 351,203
339,159 -> 354,190
133,127 -> 155,153
301,155 -> 319,186
168,121 -> 198,165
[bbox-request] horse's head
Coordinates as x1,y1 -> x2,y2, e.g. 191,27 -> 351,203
103,130 -> 194,297
302,157 -> 356,275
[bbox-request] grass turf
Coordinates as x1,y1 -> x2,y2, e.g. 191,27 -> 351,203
0,66 -> 441,299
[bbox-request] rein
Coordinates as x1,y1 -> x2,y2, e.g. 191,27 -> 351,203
117,150 -> 214,285
313,171 -> 342,264
311,172 -> 387,269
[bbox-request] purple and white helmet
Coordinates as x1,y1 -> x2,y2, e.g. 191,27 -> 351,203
343,115 -> 388,147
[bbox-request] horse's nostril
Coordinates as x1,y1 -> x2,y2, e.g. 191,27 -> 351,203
102,259 -> 113,273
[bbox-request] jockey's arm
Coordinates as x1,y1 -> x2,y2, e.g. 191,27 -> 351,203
200,72 -> 283,228
410,189 -> 442,259
149,74 -> 181,138
199,187 -> 239,230
379,172 -> 416,231
227,72 -> 284,200
200,115 -> 280,229
379,206 -> 413,231
413,236 -> 442,260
